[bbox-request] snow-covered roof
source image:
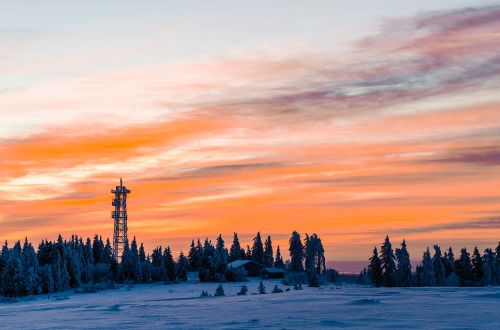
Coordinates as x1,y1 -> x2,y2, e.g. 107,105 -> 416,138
262,267 -> 285,273
228,260 -> 252,268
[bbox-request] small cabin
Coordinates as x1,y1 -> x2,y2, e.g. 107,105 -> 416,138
261,267 -> 285,279
227,260 -> 265,277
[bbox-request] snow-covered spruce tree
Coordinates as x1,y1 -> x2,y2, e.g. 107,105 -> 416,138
198,239 -> 215,282
92,235 -> 104,264
80,238 -> 93,284
443,247 -> 455,278
482,248 -> 496,286
103,239 -> 113,265
237,285 -> 248,295
53,251 -> 70,292
1,241 -> 24,297
121,239 -> 133,281
187,239 -> 201,272
395,240 -> 412,287
304,234 -> 326,286
252,232 -> 264,265
258,280 -> 266,294
176,252 -> 188,281
0,241 -> 9,290
213,234 -> 228,276
214,284 -> 225,296
130,237 -> 142,283
421,247 -> 435,287
150,246 -> 163,281
432,245 -> 446,286
139,243 -> 146,263
65,245 -> 82,288
274,245 -> 284,268
40,264 -> 54,294
471,247 -> 484,283
380,236 -> 397,287
415,265 -> 423,286
289,231 -> 304,272
22,239 -> 40,295
272,284 -> 283,293
495,242 -> 500,285
454,248 -> 472,286
264,235 -> 274,267
229,233 -> 242,262
367,247 -> 383,287
163,247 -> 176,282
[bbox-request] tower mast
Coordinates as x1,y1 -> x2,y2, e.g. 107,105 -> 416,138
111,178 -> 131,261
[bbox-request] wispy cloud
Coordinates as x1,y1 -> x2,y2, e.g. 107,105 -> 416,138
1,4 -> 500,259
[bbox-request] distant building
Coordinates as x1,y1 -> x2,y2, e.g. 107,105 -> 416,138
261,267 -> 285,279
228,260 -> 265,277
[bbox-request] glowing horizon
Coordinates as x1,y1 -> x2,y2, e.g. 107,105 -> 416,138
1,1 -> 500,261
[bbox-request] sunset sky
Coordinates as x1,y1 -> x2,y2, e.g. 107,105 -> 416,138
1,1 -> 500,262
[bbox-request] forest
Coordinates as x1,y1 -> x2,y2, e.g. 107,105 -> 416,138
0,230 -> 330,297
359,236 -> 500,287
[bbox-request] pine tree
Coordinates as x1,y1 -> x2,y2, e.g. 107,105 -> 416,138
214,284 -> 225,296
22,239 -> 40,295
367,247 -> 383,287
416,265 -> 424,286
495,242 -> 500,285
229,233 -> 242,262
141,256 -> 153,283
92,235 -> 104,264
0,241 -> 9,290
2,241 -> 24,297
471,247 -> 484,283
139,243 -> 146,263
53,251 -> 70,291
380,236 -> 397,287
237,285 -> 248,295
432,245 -> 446,286
130,237 -> 142,283
289,231 -> 304,272
264,235 -> 274,267
199,239 -> 215,282
443,247 -> 455,278
176,252 -> 188,281
82,238 -> 94,283
245,245 -> 251,260
421,247 -> 435,286
103,239 -> 113,265
454,248 -> 472,286
482,248 -> 495,286
187,239 -> 201,272
395,240 -> 412,287
252,232 -> 264,264
65,247 -> 81,288
121,239 -> 133,281
163,247 -> 176,282
274,245 -> 284,268
213,234 -> 228,274
40,264 -> 54,294
258,280 -> 266,294
304,233 -> 325,286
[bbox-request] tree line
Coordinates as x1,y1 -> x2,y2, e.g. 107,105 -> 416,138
359,236 -> 500,287
0,230 -> 328,297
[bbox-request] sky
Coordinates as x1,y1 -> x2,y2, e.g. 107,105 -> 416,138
1,0 -> 500,261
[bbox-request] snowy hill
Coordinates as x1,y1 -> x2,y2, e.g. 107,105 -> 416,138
1,278 -> 499,329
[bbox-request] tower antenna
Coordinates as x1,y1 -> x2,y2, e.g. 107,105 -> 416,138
111,178 -> 130,261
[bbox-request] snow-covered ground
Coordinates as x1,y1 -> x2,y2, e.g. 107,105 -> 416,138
1,278 -> 500,329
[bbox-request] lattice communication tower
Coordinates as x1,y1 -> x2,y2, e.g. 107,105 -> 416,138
111,178 -> 130,261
